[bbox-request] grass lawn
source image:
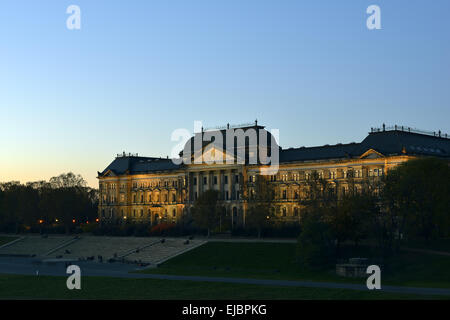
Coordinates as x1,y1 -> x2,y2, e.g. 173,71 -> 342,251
0,274 -> 439,300
0,236 -> 18,246
139,242 -> 450,289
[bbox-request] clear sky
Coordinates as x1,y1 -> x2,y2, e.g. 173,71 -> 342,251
1,0 -> 449,187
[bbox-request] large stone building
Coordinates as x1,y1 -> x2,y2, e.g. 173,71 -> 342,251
97,123 -> 450,227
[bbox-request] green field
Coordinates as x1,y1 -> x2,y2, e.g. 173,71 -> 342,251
140,242 -> 450,289
0,274 -> 438,300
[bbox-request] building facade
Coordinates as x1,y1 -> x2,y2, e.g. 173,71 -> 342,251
97,123 -> 450,227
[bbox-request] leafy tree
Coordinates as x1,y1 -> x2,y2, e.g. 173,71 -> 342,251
49,172 -> 87,188
245,175 -> 275,238
296,208 -> 334,270
191,189 -> 222,237
0,173 -> 98,234
383,157 -> 450,241
300,171 -> 337,212
330,191 -> 379,252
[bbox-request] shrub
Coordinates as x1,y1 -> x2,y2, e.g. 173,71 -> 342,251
296,211 -> 335,270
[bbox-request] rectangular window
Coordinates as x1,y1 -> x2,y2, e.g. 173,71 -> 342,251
214,176 -> 217,185
203,177 -> 207,185
193,177 -> 197,185
224,176 -> 228,184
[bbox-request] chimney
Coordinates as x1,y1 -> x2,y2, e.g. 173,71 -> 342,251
382,123 -> 385,131
227,123 -> 230,129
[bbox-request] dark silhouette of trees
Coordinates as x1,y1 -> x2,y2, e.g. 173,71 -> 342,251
245,174 -> 276,238
191,189 -> 222,237
382,157 -> 450,241
297,170 -> 382,267
0,173 -> 98,234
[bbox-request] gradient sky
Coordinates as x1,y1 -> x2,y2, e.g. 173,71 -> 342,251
1,0 -> 449,187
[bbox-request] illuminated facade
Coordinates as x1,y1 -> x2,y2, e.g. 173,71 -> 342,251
97,123 -> 450,226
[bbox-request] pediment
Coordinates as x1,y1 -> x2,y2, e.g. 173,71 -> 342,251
360,149 -> 384,159
102,169 -> 117,177
192,144 -> 238,165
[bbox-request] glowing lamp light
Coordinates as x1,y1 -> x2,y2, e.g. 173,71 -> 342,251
123,216 -> 127,219
72,219 -> 76,223
38,219 -> 44,224
95,218 -> 99,222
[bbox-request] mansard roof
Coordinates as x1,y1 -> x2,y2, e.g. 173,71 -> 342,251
98,126 -> 450,177
280,129 -> 450,163
98,156 -> 181,177
181,125 -> 278,155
